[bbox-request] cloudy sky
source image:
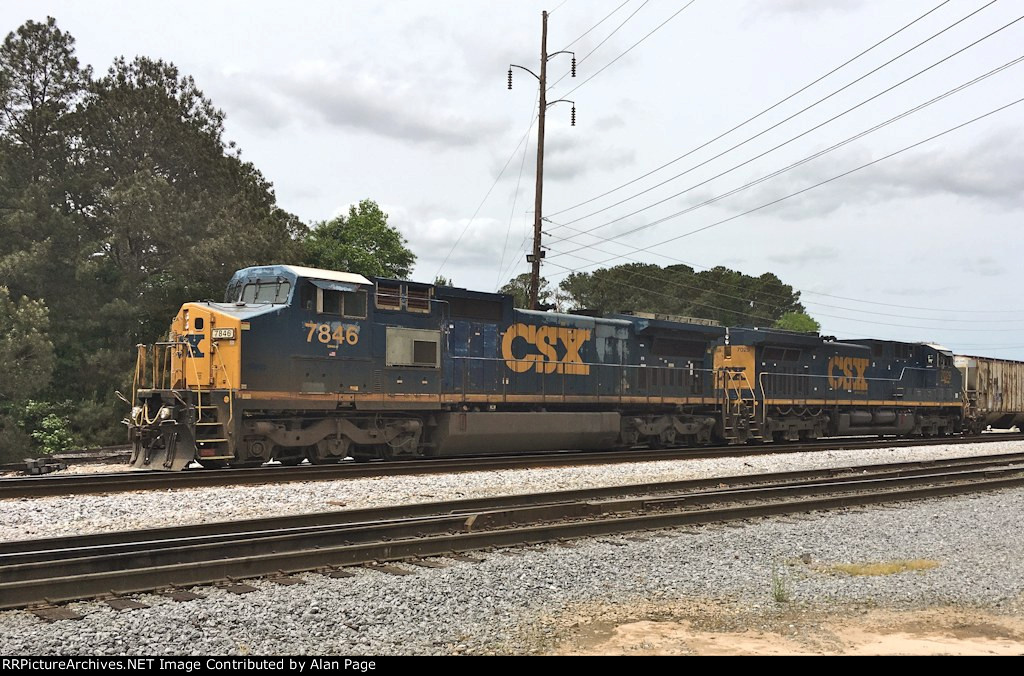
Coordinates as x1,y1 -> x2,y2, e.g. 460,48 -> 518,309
3,0 -> 1023,357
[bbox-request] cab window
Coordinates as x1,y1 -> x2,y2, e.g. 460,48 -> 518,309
241,281 -> 290,305
320,289 -> 368,318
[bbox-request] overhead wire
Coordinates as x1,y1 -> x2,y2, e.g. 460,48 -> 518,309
496,93 -> 539,290
549,0 -> 572,15
546,0 -> 959,218
434,110 -> 537,279
547,0 -> 650,92
548,1 -> 1015,239
554,0 -> 699,99
541,192 -> 1024,324
559,0 -> 633,51
545,49 -> 1024,257
538,95 -> 1024,331
547,95 -> 1024,273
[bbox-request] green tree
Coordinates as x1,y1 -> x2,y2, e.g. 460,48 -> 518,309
0,17 -> 91,309
0,19 -> 306,448
560,263 -> 671,315
304,200 -> 415,278
0,16 -> 90,186
558,263 -> 807,325
0,288 -> 53,402
0,288 -> 55,459
773,311 -> 821,333
434,275 -> 453,287
499,273 -> 556,309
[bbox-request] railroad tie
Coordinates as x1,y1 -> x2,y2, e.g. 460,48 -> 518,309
30,606 -> 82,622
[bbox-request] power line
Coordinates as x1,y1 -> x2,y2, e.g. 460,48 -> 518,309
496,100 -> 536,290
496,230 -> 532,286
548,0 -> 649,91
554,0 -> 699,99
544,258 -> 822,328
549,0 -> 572,15
549,95 -> 1024,270
544,221 -> 1024,316
801,291 -> 1024,314
560,0 -> 633,51
549,1 -> 1014,238
546,0 -> 959,218
541,198 -> 1024,325
545,51 -> 1024,257
540,95 -> 1024,329
546,213 -> 1024,325
544,230 -> 1024,330
545,243 -> 1024,333
434,114 -> 536,279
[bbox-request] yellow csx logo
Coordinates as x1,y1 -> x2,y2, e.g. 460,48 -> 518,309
828,355 -> 870,391
501,323 -> 592,375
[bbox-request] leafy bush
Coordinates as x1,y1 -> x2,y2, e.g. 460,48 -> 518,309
30,413 -> 75,455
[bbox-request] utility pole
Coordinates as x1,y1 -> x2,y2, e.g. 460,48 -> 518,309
509,10 -> 576,310
530,11 -> 549,312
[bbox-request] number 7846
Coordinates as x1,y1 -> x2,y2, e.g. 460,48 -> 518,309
304,322 -> 359,346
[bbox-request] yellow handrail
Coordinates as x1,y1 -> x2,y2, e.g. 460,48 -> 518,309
212,341 -> 235,429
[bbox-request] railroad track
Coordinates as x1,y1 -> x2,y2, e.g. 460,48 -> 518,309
2,452 -> 1023,612
0,446 -> 132,473
1,433 -> 1022,500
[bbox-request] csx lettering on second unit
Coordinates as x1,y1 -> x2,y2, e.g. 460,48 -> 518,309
501,324 -> 592,375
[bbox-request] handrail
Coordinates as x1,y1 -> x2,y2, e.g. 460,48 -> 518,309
212,341 -> 234,429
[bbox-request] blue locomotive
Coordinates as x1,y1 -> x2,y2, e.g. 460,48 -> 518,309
129,265 -> 970,469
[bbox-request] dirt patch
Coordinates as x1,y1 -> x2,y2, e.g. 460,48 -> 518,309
819,559 -> 940,577
545,601 -> 1024,655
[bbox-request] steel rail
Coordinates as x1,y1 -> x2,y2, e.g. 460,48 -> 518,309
4,450 -> 1024,559
3,458 -> 1019,577
1,456 -> 1022,609
2,433 -> 1022,500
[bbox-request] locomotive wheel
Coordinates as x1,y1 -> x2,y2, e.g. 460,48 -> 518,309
310,438 -> 351,464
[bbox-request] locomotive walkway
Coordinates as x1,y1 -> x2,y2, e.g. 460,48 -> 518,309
2,451 -> 1023,612
0,433 -> 1021,500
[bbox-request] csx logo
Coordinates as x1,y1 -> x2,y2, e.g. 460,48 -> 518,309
828,355 -> 869,391
184,334 -> 205,358
501,323 -> 592,375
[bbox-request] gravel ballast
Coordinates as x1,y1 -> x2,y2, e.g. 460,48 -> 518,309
1,484 -> 1022,655
2,439 -> 1024,540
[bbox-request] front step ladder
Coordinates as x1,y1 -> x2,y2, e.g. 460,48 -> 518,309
192,390 -> 232,460
721,368 -> 763,444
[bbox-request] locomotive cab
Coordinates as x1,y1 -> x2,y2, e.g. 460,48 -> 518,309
128,265 -> 373,470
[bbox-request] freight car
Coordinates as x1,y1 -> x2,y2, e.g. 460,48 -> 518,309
127,265 -> 1015,470
955,355 -> 1024,433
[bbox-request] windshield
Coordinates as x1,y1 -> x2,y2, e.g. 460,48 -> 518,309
231,280 -> 291,305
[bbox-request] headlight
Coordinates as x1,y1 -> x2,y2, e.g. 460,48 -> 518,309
131,406 -> 142,420
159,406 -> 174,420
